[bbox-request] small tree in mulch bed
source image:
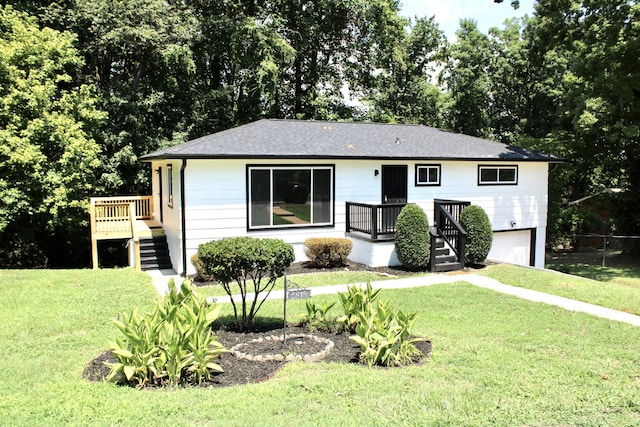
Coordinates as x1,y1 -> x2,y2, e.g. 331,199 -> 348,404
197,237 -> 294,331
460,205 -> 493,266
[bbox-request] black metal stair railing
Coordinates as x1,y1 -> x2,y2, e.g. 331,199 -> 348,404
430,200 -> 469,272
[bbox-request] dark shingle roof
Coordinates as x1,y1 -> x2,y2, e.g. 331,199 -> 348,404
140,119 -> 562,162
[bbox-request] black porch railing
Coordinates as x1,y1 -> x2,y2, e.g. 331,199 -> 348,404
345,202 -> 406,240
430,199 -> 469,270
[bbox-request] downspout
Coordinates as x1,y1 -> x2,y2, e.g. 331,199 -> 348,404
180,159 -> 187,277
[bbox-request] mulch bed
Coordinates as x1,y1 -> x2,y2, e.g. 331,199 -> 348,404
83,261 -> 434,388
84,324 -> 432,388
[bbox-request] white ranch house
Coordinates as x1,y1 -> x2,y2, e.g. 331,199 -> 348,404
90,119 -> 561,275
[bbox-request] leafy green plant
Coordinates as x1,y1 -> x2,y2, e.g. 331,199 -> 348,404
304,237 -> 353,267
301,300 -> 337,332
394,204 -> 430,270
350,298 -> 425,368
197,237 -> 294,330
460,205 -> 493,265
336,283 -> 381,332
105,279 -> 226,387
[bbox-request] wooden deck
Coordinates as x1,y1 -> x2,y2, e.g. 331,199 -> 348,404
90,196 -> 163,269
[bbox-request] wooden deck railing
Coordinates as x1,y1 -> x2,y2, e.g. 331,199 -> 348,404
89,196 -> 151,270
90,196 -> 153,220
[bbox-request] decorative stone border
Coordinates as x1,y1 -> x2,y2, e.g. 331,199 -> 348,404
230,334 -> 335,362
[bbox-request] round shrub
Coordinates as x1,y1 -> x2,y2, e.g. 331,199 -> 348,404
460,205 -> 493,265
197,237 -> 294,283
197,237 -> 294,329
304,237 -> 353,267
394,204 -> 430,270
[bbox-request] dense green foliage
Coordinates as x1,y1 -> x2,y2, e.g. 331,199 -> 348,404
301,300 -> 338,332
337,282 -> 382,333
394,204 -> 430,270
0,6 -> 105,267
106,279 -> 226,387
197,237 -> 294,330
304,237 -> 353,267
460,205 -> 493,265
3,0 -> 640,265
350,297 -> 425,368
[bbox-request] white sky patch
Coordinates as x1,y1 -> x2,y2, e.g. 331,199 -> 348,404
399,0 -> 536,40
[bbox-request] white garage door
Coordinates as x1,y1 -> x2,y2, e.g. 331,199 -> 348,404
488,230 -> 532,266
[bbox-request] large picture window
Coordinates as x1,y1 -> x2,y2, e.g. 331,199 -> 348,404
478,165 -> 518,185
248,165 -> 334,229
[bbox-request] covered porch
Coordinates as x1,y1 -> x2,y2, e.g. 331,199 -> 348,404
345,200 -> 468,272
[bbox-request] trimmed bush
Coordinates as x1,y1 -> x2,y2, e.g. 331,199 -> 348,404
197,237 -> 294,330
394,204 -> 430,270
190,253 -> 215,282
460,205 -> 493,265
304,237 -> 353,267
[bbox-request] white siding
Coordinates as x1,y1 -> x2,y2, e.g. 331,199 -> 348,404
151,158 -> 550,274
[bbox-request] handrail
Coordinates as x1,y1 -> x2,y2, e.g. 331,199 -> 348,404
430,200 -> 469,269
90,196 -> 153,220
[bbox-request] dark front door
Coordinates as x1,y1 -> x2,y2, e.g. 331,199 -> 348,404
381,165 -> 407,235
382,165 -> 407,204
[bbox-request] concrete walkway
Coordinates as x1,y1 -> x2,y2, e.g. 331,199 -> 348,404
145,269 -> 640,327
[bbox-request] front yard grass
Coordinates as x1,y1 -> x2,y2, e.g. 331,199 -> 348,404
1,268 -> 639,426
478,264 -> 640,315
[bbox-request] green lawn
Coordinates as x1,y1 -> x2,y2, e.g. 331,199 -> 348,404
1,268 -> 639,426
546,249 -> 640,285
478,262 -> 640,315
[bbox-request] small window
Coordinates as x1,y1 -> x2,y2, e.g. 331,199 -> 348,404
167,164 -> 174,207
478,165 -> 518,185
415,164 -> 441,186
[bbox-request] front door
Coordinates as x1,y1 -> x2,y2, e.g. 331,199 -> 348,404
382,165 -> 407,204
381,165 -> 407,234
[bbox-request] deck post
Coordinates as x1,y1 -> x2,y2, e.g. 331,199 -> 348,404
90,199 -> 99,269
129,202 -> 141,271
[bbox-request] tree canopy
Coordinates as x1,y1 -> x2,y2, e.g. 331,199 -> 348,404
0,5 -> 105,266
2,0 -> 639,266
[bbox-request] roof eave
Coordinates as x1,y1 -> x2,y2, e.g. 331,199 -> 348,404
140,153 -> 564,162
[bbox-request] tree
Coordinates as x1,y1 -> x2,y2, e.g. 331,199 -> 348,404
0,6 -> 105,267
366,16 -> 447,126
523,0 -> 640,250
197,237 -> 294,331
441,19 -> 492,137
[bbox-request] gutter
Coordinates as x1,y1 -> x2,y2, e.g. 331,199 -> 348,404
180,159 -> 187,277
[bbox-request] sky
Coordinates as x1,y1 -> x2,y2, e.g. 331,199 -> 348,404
399,0 -> 536,39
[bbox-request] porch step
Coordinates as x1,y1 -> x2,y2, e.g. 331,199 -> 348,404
432,261 -> 465,272
431,237 -> 464,272
139,236 -> 172,271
